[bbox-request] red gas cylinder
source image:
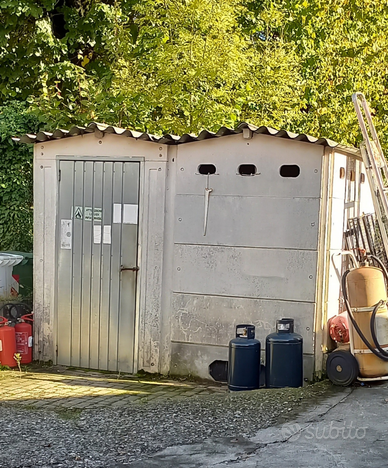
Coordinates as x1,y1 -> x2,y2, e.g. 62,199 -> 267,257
15,314 -> 33,364
329,313 -> 350,343
0,316 -> 17,367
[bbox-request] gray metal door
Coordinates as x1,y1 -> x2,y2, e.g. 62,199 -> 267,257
57,160 -> 140,373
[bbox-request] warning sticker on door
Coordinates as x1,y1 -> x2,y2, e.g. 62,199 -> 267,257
124,204 -> 138,224
113,204 -> 121,223
74,206 -> 83,220
103,225 -> 111,244
113,203 -> 138,224
93,225 -> 101,244
85,207 -> 102,222
73,206 -> 102,222
61,219 -> 72,249
93,225 -> 111,244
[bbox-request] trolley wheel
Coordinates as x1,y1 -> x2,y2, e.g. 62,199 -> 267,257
326,350 -> 359,386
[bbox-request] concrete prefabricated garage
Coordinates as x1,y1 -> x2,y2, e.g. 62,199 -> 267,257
20,122 -> 374,380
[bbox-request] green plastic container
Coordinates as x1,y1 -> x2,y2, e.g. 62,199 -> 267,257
4,251 -> 33,299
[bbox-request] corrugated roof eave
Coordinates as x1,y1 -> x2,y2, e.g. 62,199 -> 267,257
13,121 -> 358,155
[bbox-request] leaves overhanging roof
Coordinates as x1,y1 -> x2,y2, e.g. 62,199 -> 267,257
15,121 -> 358,154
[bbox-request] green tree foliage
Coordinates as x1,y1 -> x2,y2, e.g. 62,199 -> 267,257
0,101 -> 40,251
13,0 -> 303,134
0,0 -> 139,126
98,0 -> 303,134
245,0 -> 388,147
2,0 -> 388,251
1,0 -> 388,142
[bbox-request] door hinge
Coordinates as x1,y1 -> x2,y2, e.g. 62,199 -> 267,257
56,344 -> 58,356
58,169 -> 61,182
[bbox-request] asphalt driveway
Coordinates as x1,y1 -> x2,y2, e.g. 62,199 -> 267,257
130,382 -> 388,468
0,367 -> 341,468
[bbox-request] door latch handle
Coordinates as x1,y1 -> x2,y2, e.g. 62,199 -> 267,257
120,266 -> 139,272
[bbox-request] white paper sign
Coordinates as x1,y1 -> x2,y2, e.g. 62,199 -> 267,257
61,220 -> 72,249
113,203 -> 122,224
93,225 -> 101,244
103,225 -> 111,244
123,204 -> 138,224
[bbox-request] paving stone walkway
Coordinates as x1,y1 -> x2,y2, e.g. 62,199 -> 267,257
0,366 -> 226,410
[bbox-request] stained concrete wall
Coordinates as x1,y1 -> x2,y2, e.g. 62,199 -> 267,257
166,133 -> 325,380
33,130 -> 366,381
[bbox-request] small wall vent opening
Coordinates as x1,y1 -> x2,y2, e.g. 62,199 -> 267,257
280,165 -> 300,178
238,164 -> 257,176
198,164 -> 216,175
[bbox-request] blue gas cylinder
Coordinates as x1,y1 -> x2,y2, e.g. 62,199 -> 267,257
228,324 -> 261,391
265,318 -> 303,388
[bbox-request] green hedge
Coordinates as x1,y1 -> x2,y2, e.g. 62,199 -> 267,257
0,101 -> 41,251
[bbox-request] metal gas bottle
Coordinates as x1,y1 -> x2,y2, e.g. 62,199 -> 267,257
265,318 -> 303,388
228,324 -> 261,391
0,316 -> 17,368
329,312 -> 350,343
347,265 -> 388,377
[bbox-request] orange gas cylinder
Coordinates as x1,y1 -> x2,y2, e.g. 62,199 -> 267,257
15,314 -> 33,364
0,316 -> 17,368
347,265 -> 388,378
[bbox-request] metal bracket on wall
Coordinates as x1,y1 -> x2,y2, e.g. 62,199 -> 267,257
203,187 -> 213,236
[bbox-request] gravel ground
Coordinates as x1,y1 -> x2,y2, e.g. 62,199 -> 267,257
0,380 -> 342,468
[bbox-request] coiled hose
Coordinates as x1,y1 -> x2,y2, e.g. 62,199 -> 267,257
370,256 -> 388,357
342,255 -> 388,361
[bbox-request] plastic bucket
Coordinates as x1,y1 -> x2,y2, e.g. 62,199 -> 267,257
0,253 -> 23,297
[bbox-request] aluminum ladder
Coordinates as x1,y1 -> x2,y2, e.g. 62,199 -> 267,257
352,92 -> 388,257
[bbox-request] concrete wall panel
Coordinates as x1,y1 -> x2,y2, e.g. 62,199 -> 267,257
175,134 -> 323,198
174,195 -> 320,250
173,244 -> 318,302
33,162 -> 57,362
136,161 -> 167,372
171,293 -> 314,353
170,342 -> 315,381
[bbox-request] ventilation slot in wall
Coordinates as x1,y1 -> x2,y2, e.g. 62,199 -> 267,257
198,164 -> 216,175
280,165 -> 300,178
238,164 -> 257,176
